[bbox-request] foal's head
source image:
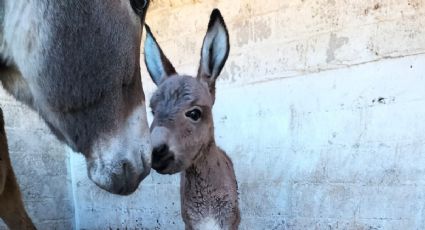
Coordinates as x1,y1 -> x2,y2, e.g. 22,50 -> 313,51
144,9 -> 230,174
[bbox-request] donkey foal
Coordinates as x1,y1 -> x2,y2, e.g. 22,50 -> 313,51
144,9 -> 240,230
0,108 -> 36,230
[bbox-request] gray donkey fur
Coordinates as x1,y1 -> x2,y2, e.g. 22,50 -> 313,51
0,0 -> 152,195
144,9 -> 240,230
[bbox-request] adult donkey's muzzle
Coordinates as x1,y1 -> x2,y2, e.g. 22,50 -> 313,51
87,105 -> 152,195
89,158 -> 150,195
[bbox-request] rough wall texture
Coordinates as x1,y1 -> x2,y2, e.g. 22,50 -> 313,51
6,0 -> 425,229
0,90 -> 75,230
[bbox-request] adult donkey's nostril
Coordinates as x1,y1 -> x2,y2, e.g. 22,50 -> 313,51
122,162 -> 129,178
112,161 -> 140,195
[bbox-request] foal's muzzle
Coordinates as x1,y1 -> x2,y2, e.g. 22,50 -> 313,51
151,144 -> 175,174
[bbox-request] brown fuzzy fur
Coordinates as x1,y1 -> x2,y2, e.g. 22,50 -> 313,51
0,109 -> 36,230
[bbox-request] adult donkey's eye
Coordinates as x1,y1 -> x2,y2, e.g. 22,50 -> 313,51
130,0 -> 149,15
185,109 -> 202,122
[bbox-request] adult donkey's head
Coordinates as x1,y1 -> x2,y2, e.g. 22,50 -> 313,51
0,0 -> 152,195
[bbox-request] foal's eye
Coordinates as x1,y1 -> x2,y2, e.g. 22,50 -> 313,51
185,109 -> 202,122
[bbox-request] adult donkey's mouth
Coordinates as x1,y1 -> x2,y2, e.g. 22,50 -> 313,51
87,105 -> 152,195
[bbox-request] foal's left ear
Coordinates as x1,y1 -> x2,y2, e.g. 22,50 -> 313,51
197,9 -> 230,99
144,24 -> 177,85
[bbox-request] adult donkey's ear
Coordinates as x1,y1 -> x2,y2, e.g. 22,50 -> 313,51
197,9 -> 230,99
144,24 -> 177,86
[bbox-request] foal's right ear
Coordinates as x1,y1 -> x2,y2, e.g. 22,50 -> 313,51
197,9 -> 230,100
144,24 -> 177,86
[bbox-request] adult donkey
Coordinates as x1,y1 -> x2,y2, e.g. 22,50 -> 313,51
0,0 -> 152,195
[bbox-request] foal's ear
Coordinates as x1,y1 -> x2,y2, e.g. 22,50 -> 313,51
197,9 -> 230,97
144,24 -> 177,86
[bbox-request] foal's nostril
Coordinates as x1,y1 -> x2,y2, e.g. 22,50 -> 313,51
152,144 -> 168,158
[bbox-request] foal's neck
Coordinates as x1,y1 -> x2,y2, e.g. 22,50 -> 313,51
194,141 -> 219,169
180,140 -> 240,229
187,141 -> 220,176
182,140 -> 235,193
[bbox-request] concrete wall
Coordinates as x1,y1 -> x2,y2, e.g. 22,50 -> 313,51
2,0 -> 425,229
0,90 -> 74,229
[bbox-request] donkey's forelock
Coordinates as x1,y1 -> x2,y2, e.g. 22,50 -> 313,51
151,77 -> 212,110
